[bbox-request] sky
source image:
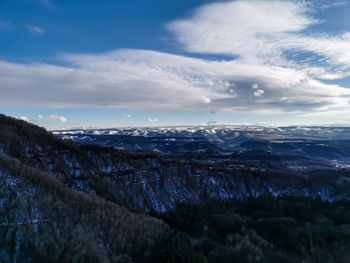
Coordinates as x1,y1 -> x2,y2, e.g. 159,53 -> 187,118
1,0 -> 350,128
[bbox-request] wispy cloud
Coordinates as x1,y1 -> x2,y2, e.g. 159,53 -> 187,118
26,25 -> 45,35
32,0 -> 56,9
39,0 -> 53,6
119,113 -> 132,122
317,0 -> 349,10
119,114 -> 132,119
49,115 -> 67,123
147,118 -> 159,123
168,0 -> 350,78
168,0 -> 315,62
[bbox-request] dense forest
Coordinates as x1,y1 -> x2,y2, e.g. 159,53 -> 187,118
0,153 -> 169,262
152,197 -> 350,263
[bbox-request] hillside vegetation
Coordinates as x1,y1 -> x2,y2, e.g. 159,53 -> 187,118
0,152 -> 169,262
1,115 -> 350,213
152,197 -> 350,263
1,114 -> 350,262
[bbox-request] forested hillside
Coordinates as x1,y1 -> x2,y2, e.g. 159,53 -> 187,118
1,114 -> 350,213
1,114 -> 350,262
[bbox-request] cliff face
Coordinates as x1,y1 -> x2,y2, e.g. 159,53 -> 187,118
1,114 -> 349,215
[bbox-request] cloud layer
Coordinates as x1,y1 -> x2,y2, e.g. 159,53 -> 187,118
1,49 -> 349,114
1,0 -> 350,117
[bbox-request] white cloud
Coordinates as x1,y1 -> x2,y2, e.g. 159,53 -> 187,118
26,25 -> 45,35
254,89 -> 264,97
19,116 -> 29,122
49,115 -> 67,123
168,0 -> 350,77
37,114 -> 44,121
168,0 -> 315,63
281,33 -> 350,72
147,118 -> 159,123
0,49 -> 349,114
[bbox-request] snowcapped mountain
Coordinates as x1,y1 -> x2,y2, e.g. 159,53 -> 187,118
53,125 -> 350,170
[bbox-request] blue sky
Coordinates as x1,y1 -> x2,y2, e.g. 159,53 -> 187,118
1,0 -> 350,128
